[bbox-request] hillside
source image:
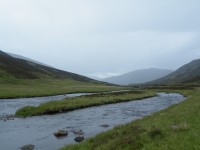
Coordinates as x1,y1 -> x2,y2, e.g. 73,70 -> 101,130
148,59 -> 200,85
0,50 -> 128,98
8,52 -> 51,67
0,50 -> 94,82
103,68 -> 173,85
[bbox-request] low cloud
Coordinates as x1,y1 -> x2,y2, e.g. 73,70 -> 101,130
86,72 -> 121,79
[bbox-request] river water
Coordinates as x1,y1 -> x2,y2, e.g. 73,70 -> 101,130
0,93 -> 185,150
0,93 -> 91,114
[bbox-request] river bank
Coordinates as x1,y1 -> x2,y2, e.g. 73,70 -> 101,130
63,89 -> 199,150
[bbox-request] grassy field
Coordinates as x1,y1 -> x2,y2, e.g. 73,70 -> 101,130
0,78 -> 130,99
15,90 -> 156,117
61,88 -> 200,150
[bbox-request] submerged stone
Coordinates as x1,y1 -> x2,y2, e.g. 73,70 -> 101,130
100,124 -> 109,128
20,144 -> 35,150
72,129 -> 84,135
74,136 -> 84,142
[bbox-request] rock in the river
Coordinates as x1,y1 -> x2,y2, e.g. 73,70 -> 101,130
72,129 -> 84,135
54,129 -> 68,137
100,124 -> 109,128
0,114 -> 16,121
20,144 -> 35,150
74,136 -> 84,142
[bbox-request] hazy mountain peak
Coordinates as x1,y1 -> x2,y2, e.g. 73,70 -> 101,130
102,68 -> 173,85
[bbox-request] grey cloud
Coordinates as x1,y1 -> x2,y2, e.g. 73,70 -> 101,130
0,0 -> 199,78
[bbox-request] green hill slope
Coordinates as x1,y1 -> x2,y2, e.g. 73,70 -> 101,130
148,59 -> 200,85
0,50 -> 125,98
0,50 -> 94,82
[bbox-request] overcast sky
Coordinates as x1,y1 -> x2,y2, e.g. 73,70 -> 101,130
0,0 -> 200,79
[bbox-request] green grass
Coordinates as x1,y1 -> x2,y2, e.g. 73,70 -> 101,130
61,88 -> 200,150
15,90 -> 156,117
0,78 -> 130,99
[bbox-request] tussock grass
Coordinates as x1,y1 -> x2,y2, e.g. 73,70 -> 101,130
148,127 -> 163,139
15,90 -> 156,117
61,89 -> 200,150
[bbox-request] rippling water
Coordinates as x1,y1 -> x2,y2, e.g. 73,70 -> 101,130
0,93 -> 185,150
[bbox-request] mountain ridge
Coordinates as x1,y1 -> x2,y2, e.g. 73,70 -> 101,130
8,52 -> 51,67
103,68 -> 173,85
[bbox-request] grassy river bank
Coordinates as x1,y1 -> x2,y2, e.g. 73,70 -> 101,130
61,88 -> 200,150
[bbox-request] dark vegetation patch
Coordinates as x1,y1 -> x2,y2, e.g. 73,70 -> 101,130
148,128 -> 163,139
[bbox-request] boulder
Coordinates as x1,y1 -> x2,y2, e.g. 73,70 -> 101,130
20,144 -> 35,150
74,136 -> 84,142
72,129 -> 84,135
54,129 -> 68,137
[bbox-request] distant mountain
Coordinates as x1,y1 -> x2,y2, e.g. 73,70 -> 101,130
103,68 -> 173,85
0,50 -> 96,82
148,59 -> 200,85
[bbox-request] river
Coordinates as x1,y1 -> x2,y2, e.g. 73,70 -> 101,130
0,92 -> 185,150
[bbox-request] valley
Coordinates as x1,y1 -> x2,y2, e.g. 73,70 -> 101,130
0,50 -> 200,150
1,1 -> 200,149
